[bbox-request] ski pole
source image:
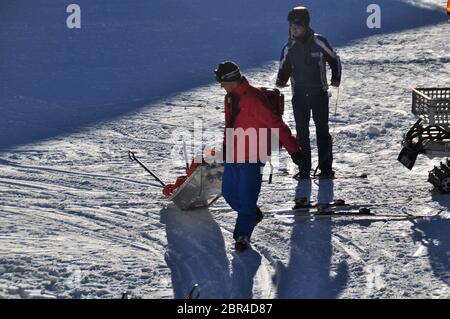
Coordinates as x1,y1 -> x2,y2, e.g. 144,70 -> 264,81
188,284 -> 200,299
268,160 -> 274,184
128,151 -> 166,187
334,86 -> 340,117
182,141 -> 189,171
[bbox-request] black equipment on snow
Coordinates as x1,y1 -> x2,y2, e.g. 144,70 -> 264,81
428,159 -> 450,193
398,119 -> 423,170
396,119 -> 450,170
398,88 -> 450,192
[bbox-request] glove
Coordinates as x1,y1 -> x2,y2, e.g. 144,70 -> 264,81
275,79 -> 288,88
330,79 -> 341,87
222,144 -> 227,162
290,150 -> 303,166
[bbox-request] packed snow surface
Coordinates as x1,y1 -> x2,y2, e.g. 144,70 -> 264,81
0,0 -> 449,298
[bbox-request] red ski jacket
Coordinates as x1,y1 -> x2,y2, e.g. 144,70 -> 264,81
223,77 -> 300,163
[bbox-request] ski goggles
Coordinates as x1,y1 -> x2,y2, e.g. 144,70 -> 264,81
214,69 -> 241,82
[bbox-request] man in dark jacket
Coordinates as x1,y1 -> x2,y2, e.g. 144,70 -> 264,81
215,61 -> 303,251
276,6 -> 341,179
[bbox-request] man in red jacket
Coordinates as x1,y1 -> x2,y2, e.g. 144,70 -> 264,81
215,61 -> 303,251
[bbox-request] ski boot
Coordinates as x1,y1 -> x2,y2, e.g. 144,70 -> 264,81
234,235 -> 250,252
293,170 -> 311,180
332,199 -> 346,206
314,169 -> 335,179
316,203 -> 332,214
256,206 -> 264,225
293,197 -> 309,209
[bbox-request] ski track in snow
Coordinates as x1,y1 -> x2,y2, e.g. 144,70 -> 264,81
1,13 -> 450,298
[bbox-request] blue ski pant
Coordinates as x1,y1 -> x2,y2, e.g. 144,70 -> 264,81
222,162 -> 264,240
292,89 -> 333,173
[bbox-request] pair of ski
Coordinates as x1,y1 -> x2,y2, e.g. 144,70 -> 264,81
267,199 -> 374,219
265,199 -> 439,220
292,172 -> 368,181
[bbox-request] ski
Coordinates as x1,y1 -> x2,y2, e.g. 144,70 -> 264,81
268,208 -> 443,220
270,209 -> 374,219
311,173 -> 368,180
268,198 -> 412,215
292,172 -> 368,181
268,206 -> 373,218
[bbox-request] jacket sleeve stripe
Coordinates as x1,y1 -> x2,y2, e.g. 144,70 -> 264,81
315,35 -> 342,82
317,52 -> 328,90
279,43 -> 291,70
314,37 -> 336,58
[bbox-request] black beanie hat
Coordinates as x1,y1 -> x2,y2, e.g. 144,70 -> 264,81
214,61 -> 242,82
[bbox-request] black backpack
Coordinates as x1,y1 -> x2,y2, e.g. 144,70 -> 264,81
259,87 -> 285,118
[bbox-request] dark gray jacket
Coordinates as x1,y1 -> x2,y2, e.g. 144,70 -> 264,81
277,29 -> 341,93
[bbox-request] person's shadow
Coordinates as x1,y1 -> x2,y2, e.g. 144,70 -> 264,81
409,192 -> 450,288
160,205 -> 261,299
276,178 -> 348,298
230,249 -> 262,299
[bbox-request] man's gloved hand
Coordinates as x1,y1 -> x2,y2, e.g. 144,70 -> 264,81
290,150 -> 303,166
222,144 -> 227,162
275,79 -> 288,88
330,79 -> 340,87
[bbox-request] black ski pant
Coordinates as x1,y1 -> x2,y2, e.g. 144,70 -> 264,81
292,89 -> 332,173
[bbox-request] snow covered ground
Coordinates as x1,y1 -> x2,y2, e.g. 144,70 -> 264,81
1,1 -> 449,299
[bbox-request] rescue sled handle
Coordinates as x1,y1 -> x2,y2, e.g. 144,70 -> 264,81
128,150 -> 166,188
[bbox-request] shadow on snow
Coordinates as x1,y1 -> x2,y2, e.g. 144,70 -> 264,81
160,205 -> 261,299
276,179 -> 349,298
